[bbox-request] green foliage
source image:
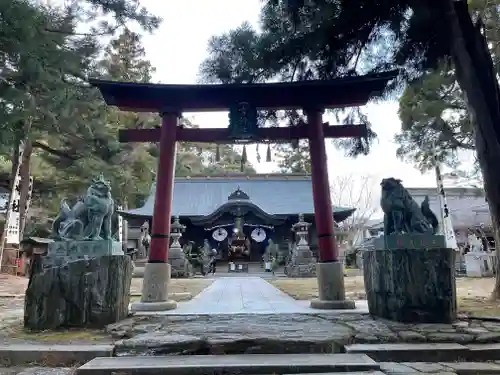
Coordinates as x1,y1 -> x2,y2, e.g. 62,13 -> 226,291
395,62 -> 474,170
99,29 -> 156,82
207,0 -> 496,174
26,30 -> 255,214
1,1 -> 96,150
394,0 -> 500,170
274,142 -> 311,173
201,0 -> 455,89
175,121 -> 257,176
199,23 -> 270,84
0,0 -> 162,212
261,0 -> 453,77
198,3 -> 395,162
1,1 -> 256,218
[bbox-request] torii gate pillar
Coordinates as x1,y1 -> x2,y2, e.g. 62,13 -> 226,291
307,109 -> 355,310
131,110 -> 179,312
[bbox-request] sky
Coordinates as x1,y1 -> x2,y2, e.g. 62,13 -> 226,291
134,0 -> 440,195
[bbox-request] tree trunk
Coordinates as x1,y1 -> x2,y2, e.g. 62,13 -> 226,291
18,140 -> 32,241
9,141 -> 20,186
442,1 -> 500,298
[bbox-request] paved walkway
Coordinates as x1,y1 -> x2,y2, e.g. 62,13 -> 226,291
137,276 -> 367,315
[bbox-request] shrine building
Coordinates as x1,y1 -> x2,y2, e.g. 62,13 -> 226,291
119,174 -> 355,263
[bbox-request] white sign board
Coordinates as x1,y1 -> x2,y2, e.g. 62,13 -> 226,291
117,205 -> 123,243
5,179 -> 21,245
6,211 -> 20,245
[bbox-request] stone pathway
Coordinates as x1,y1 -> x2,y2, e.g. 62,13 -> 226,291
137,276 -> 364,315
5,362 -> 500,375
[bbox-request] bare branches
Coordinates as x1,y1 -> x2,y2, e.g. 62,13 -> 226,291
330,173 -> 379,247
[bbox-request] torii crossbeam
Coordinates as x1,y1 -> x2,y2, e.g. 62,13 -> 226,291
91,70 -> 397,312
118,123 -> 367,143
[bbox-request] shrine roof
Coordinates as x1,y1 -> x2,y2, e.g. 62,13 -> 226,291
90,71 -> 397,112
119,174 -> 355,222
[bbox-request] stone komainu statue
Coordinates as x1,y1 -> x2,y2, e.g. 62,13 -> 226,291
380,178 -> 436,235
51,174 -> 115,241
421,195 -> 439,234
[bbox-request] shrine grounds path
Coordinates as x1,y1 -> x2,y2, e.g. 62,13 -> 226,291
1,273 -> 498,319
134,276 -> 366,315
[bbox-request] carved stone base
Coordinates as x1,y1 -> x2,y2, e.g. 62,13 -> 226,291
168,246 -> 191,278
131,262 -> 177,312
363,247 -> 457,323
44,240 -> 123,268
285,245 -> 316,277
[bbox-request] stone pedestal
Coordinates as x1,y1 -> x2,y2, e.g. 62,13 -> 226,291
363,238 -> 457,323
285,244 -> 316,277
24,255 -> 132,330
130,262 -> 177,312
168,245 -> 191,278
310,261 -> 356,310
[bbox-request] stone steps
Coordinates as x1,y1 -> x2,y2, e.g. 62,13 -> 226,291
0,368 -> 75,375
0,344 -> 113,367
380,361 -> 500,374
285,373 -> 385,375
345,343 -> 500,362
75,353 -> 380,375
8,363 -> 500,375
285,373 -> 384,375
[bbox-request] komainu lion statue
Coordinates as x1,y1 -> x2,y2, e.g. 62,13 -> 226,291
51,174 -> 115,241
380,178 -> 435,235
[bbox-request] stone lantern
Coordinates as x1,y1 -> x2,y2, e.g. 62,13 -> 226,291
285,213 -> 316,278
170,216 -> 185,248
168,216 -> 190,278
292,213 -> 311,247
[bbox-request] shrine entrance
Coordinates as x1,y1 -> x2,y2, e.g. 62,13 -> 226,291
92,72 -> 396,311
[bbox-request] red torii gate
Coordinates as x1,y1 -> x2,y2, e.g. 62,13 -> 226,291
91,71 -> 396,311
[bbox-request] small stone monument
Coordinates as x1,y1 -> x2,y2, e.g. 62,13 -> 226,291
285,214 -> 316,277
168,216 -> 191,278
465,232 -> 493,277
24,174 -> 132,330
363,178 -> 456,323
